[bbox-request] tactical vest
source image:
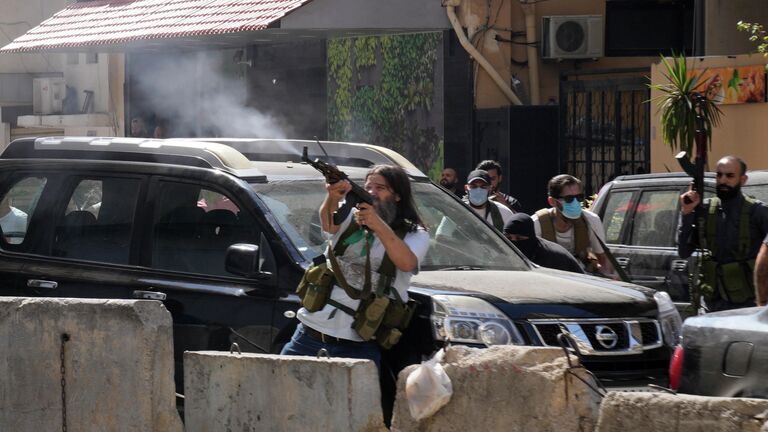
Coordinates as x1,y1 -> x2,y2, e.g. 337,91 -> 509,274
296,221 -> 415,349
464,197 -> 504,231
535,208 -> 591,266
698,196 -> 757,304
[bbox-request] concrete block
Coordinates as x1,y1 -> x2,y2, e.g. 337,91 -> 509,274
184,351 -> 386,432
16,115 -> 41,128
596,392 -> 768,432
41,113 -> 113,127
391,345 -> 601,432
0,298 -> 182,432
64,126 -> 116,137
0,122 -> 9,150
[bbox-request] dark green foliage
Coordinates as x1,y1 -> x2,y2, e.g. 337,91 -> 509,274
327,33 -> 443,176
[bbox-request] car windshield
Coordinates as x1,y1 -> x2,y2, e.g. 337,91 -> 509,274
743,183 -> 768,203
251,179 -> 528,271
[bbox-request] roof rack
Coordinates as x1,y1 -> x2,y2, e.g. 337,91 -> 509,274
613,172 -> 716,182
1,136 -> 266,180
190,138 -> 428,179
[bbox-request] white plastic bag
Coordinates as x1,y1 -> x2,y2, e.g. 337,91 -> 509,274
405,348 -> 453,420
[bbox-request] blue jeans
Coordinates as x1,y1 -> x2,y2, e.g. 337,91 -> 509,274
280,323 -> 381,371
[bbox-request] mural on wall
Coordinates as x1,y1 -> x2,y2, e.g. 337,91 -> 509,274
690,65 -> 766,104
327,32 -> 443,179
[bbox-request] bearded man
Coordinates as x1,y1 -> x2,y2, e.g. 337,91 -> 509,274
678,155 -> 768,311
439,167 -> 464,198
281,165 -> 429,369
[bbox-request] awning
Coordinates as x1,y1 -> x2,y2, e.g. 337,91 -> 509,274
0,0 -> 313,53
1,0 -> 451,53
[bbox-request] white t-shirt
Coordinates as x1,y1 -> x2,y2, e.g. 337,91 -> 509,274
470,201 -> 515,228
532,209 -> 605,255
0,207 -> 27,237
298,210 -> 430,341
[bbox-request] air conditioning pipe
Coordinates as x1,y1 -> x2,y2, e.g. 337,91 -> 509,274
521,0 -> 541,105
444,0 -> 524,106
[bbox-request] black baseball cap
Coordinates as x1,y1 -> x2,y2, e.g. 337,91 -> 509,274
467,169 -> 491,185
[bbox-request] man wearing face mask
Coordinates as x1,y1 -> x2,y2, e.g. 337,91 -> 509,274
532,174 -> 616,278
678,155 -> 768,311
463,169 -> 515,231
504,213 -> 583,274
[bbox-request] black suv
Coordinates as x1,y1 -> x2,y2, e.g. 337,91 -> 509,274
592,171 -> 768,312
0,137 -> 682,391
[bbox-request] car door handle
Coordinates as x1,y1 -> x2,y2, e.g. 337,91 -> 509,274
28,279 -> 58,289
671,260 -> 688,272
132,290 -> 167,301
615,257 -> 630,268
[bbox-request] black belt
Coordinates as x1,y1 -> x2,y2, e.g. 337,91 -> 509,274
303,326 -> 366,345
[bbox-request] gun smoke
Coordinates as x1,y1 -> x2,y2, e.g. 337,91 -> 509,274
131,51 -> 289,139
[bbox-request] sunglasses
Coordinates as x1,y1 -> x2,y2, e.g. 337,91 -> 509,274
557,194 -> 584,203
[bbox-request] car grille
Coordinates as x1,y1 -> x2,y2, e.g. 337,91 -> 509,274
529,318 -> 662,356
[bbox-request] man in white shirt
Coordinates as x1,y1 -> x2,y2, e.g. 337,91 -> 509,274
532,174 -> 616,279
281,165 -> 430,370
463,169 -> 514,231
0,196 -> 27,244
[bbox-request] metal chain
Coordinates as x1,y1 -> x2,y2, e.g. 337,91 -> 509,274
60,333 -> 70,432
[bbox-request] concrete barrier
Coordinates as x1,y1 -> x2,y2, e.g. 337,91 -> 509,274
0,297 -> 182,432
595,392 -> 768,432
390,345 -> 601,432
184,351 -> 387,432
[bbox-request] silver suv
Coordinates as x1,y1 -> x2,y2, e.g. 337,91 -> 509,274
592,171 -> 768,312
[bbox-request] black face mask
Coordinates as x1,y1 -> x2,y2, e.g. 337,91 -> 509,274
716,184 -> 740,201
512,238 -> 537,259
504,213 -> 538,259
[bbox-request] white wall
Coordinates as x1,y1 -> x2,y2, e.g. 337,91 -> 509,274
0,0 -> 68,74
64,53 -> 110,113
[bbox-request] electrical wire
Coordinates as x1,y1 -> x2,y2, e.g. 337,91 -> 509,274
495,34 -> 538,46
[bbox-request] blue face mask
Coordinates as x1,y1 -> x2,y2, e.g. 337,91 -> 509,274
560,199 -> 582,219
468,187 -> 489,207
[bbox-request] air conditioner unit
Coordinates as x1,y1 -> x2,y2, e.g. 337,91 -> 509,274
33,77 -> 65,115
541,15 -> 603,60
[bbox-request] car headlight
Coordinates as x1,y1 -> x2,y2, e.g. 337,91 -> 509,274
654,291 -> 682,346
430,295 -> 525,346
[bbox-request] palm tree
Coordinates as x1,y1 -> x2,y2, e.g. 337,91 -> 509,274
651,54 -> 723,157
650,54 -> 723,315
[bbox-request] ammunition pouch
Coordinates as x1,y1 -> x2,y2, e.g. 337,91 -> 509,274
700,257 -> 755,304
353,292 -> 417,349
718,259 -> 755,304
382,298 -> 417,329
352,294 -> 390,341
375,298 -> 418,350
296,257 -> 334,312
376,327 -> 402,350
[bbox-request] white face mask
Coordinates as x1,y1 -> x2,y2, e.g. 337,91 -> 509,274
468,187 -> 489,206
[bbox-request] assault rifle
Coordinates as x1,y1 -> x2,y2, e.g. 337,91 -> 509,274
301,145 -> 374,225
677,93 -> 709,205
676,93 -> 709,314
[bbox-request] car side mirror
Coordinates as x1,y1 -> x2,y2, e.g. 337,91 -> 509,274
225,243 -> 272,280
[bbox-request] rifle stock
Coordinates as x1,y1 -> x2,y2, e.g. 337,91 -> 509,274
301,146 -> 374,225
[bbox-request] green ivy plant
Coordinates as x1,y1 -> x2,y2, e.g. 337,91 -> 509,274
328,32 -> 441,175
